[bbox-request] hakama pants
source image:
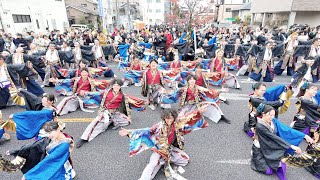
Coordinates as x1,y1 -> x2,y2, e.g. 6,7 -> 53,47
80,110 -> 130,142
139,147 -> 189,180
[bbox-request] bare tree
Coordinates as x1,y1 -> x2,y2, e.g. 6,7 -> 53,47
165,0 -> 185,26
183,0 -> 214,31
169,0 -> 214,41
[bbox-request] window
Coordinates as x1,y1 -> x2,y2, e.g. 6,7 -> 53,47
147,9 -> 152,13
156,0 -> 161,2
226,8 -> 231,12
243,0 -> 247,3
12,15 -> 31,23
81,4 -> 87,7
156,9 -> 161,13
147,0 -> 152,2
149,19 -> 152,22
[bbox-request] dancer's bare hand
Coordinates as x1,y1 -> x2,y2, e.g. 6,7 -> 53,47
291,145 -> 302,154
119,128 -> 129,137
305,135 -> 315,144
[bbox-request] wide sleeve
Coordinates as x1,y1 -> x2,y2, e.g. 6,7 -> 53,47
83,91 -> 103,109
250,97 -> 282,109
315,91 -> 320,105
301,99 -> 320,127
13,109 -> 54,140
198,87 -> 220,103
263,85 -> 286,101
125,95 -> 146,111
5,55 -> 13,64
160,89 -> 182,104
273,118 -> 305,146
272,43 -> 285,57
264,100 -> 283,109
24,142 -> 70,180
176,110 -> 209,135
54,78 -> 73,95
256,123 -> 291,151
128,125 -> 159,157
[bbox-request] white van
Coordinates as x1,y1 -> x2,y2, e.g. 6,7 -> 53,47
71,24 -> 89,30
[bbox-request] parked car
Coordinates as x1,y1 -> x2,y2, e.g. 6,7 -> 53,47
71,24 -> 89,31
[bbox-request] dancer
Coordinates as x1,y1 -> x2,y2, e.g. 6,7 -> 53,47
249,41 -> 275,82
77,78 -> 145,148
251,104 -> 313,180
207,49 -> 241,89
141,59 -> 168,110
122,55 -> 144,87
292,82 -> 319,136
274,32 -> 298,76
119,108 -> 208,180
18,90 -> 56,111
91,39 -> 105,68
0,55 -> 30,109
290,56 -> 314,96
56,68 -> 96,115
244,83 -> 285,138
5,47 -> 44,96
162,74 -> 231,124
43,43 -> 61,87
8,121 -> 75,179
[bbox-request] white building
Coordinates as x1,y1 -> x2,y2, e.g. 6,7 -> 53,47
140,0 -> 166,25
0,0 -> 69,34
251,0 -> 320,28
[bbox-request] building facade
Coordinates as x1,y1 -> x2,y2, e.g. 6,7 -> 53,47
231,2 -> 251,22
141,0 -> 166,25
110,0 -> 141,30
250,0 -> 320,27
0,0 -> 69,34
65,0 -> 99,28
216,0 -> 248,23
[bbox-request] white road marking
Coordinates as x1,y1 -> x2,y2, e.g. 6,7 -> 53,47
216,158 -> 251,165
220,92 -> 297,101
240,80 -> 290,85
220,93 -> 249,101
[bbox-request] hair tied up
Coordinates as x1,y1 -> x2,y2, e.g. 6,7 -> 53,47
257,103 -> 265,113
301,81 -> 309,90
252,84 -> 256,91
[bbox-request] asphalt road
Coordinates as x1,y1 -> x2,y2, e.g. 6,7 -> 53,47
0,63 -> 316,180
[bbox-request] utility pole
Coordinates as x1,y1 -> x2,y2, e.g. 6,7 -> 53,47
127,0 -> 131,30
116,0 -> 119,28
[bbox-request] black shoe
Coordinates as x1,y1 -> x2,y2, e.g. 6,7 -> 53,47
220,115 -> 231,124
112,125 -> 120,130
224,99 -> 230,105
76,139 -> 87,148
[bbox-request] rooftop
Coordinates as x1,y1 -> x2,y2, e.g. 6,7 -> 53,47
232,2 -> 251,11
66,5 -> 98,16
